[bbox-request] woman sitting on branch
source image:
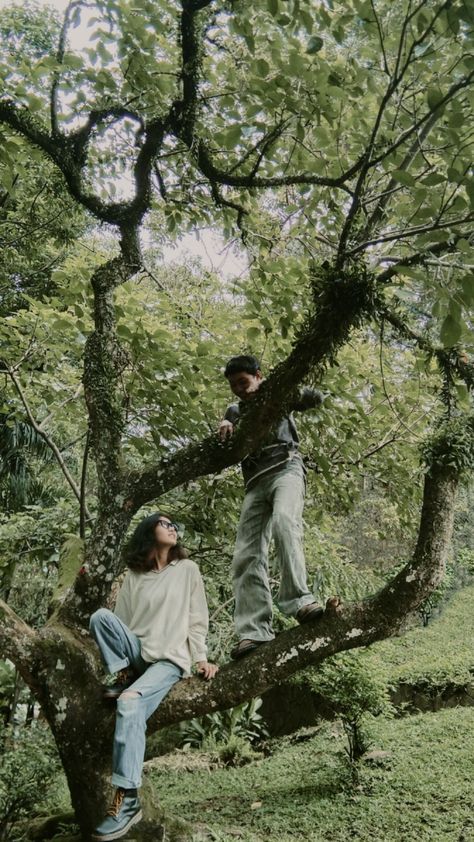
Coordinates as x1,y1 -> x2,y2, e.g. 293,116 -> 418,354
89,511 -> 218,841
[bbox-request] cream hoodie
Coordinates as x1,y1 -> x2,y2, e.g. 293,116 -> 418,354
114,558 -> 208,675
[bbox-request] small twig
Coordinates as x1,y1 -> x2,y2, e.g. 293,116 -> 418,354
40,383 -> 83,428
79,428 -> 91,538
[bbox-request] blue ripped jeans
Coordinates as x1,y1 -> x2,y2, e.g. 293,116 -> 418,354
89,608 -> 182,789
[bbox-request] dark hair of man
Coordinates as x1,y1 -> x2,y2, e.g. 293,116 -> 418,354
124,512 -> 188,573
224,354 -> 261,379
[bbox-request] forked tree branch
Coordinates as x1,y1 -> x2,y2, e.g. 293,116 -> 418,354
376,236 -> 469,282
150,460 -> 459,726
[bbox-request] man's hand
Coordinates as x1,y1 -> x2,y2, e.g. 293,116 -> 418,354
196,661 -> 219,680
218,420 -> 234,441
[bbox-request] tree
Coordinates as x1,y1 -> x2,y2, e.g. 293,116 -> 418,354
0,0 -> 473,833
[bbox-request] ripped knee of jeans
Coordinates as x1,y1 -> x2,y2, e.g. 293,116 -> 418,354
119,690 -> 141,701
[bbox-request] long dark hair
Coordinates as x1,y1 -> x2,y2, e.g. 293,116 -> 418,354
124,512 -> 188,573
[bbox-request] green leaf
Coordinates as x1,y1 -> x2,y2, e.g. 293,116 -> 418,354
455,383 -> 470,408
456,238 -> 471,254
460,275 -> 474,306
225,125 -> 242,145
255,59 -> 270,77
307,36 -> 324,54
440,314 -> 462,347
391,170 -> 416,187
427,88 -> 444,110
421,173 -> 446,186
447,167 -> 463,184
246,326 -> 260,340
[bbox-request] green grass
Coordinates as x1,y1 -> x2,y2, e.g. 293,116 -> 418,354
148,706 -> 474,841
147,587 -> 474,840
364,584 -> 474,689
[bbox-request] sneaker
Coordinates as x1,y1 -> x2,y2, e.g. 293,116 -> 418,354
102,668 -> 137,701
296,603 -> 324,624
92,787 -> 142,841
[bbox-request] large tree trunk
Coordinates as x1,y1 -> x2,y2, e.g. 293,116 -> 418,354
30,624 -> 113,833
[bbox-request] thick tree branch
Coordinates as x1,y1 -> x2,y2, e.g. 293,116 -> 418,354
79,429 -> 91,540
376,236 -> 469,283
191,138 -> 363,189
56,267 -> 378,623
176,0 -> 202,147
123,268 -> 380,512
0,100 -> 163,229
83,240 -> 141,505
149,461 -> 459,727
5,457 -> 462,730
348,214 -> 474,256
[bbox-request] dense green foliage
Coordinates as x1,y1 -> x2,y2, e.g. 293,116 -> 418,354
0,0 -> 472,593
0,723 -> 63,841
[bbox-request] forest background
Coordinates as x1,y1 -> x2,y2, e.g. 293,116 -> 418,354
0,0 -> 473,838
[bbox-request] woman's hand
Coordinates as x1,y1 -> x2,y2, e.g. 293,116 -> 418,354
196,661 -> 219,680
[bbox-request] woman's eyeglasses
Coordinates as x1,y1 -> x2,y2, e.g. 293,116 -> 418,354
156,519 -> 180,532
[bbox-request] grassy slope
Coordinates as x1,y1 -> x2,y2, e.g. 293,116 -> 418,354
150,586 -> 474,841
149,708 -> 474,841
363,584 -> 474,688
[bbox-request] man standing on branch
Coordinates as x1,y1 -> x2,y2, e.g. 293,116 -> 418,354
218,355 -> 326,660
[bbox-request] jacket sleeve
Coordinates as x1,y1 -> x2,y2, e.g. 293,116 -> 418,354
114,573 -> 133,626
187,567 -> 209,663
224,403 -> 240,424
293,387 -> 325,412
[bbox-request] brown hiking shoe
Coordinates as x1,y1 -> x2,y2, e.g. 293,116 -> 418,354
296,603 -> 324,624
230,639 -> 267,660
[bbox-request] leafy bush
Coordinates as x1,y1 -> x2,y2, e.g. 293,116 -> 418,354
215,734 -> 260,767
179,698 -> 268,751
301,653 -> 394,763
0,722 -> 62,841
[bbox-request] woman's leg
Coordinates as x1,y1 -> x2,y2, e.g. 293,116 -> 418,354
111,659 -> 183,789
92,660 -> 182,840
89,608 -> 144,674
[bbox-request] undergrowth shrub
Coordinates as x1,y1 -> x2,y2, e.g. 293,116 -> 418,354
178,698 -> 268,766
0,722 -> 62,841
296,652 -> 393,763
